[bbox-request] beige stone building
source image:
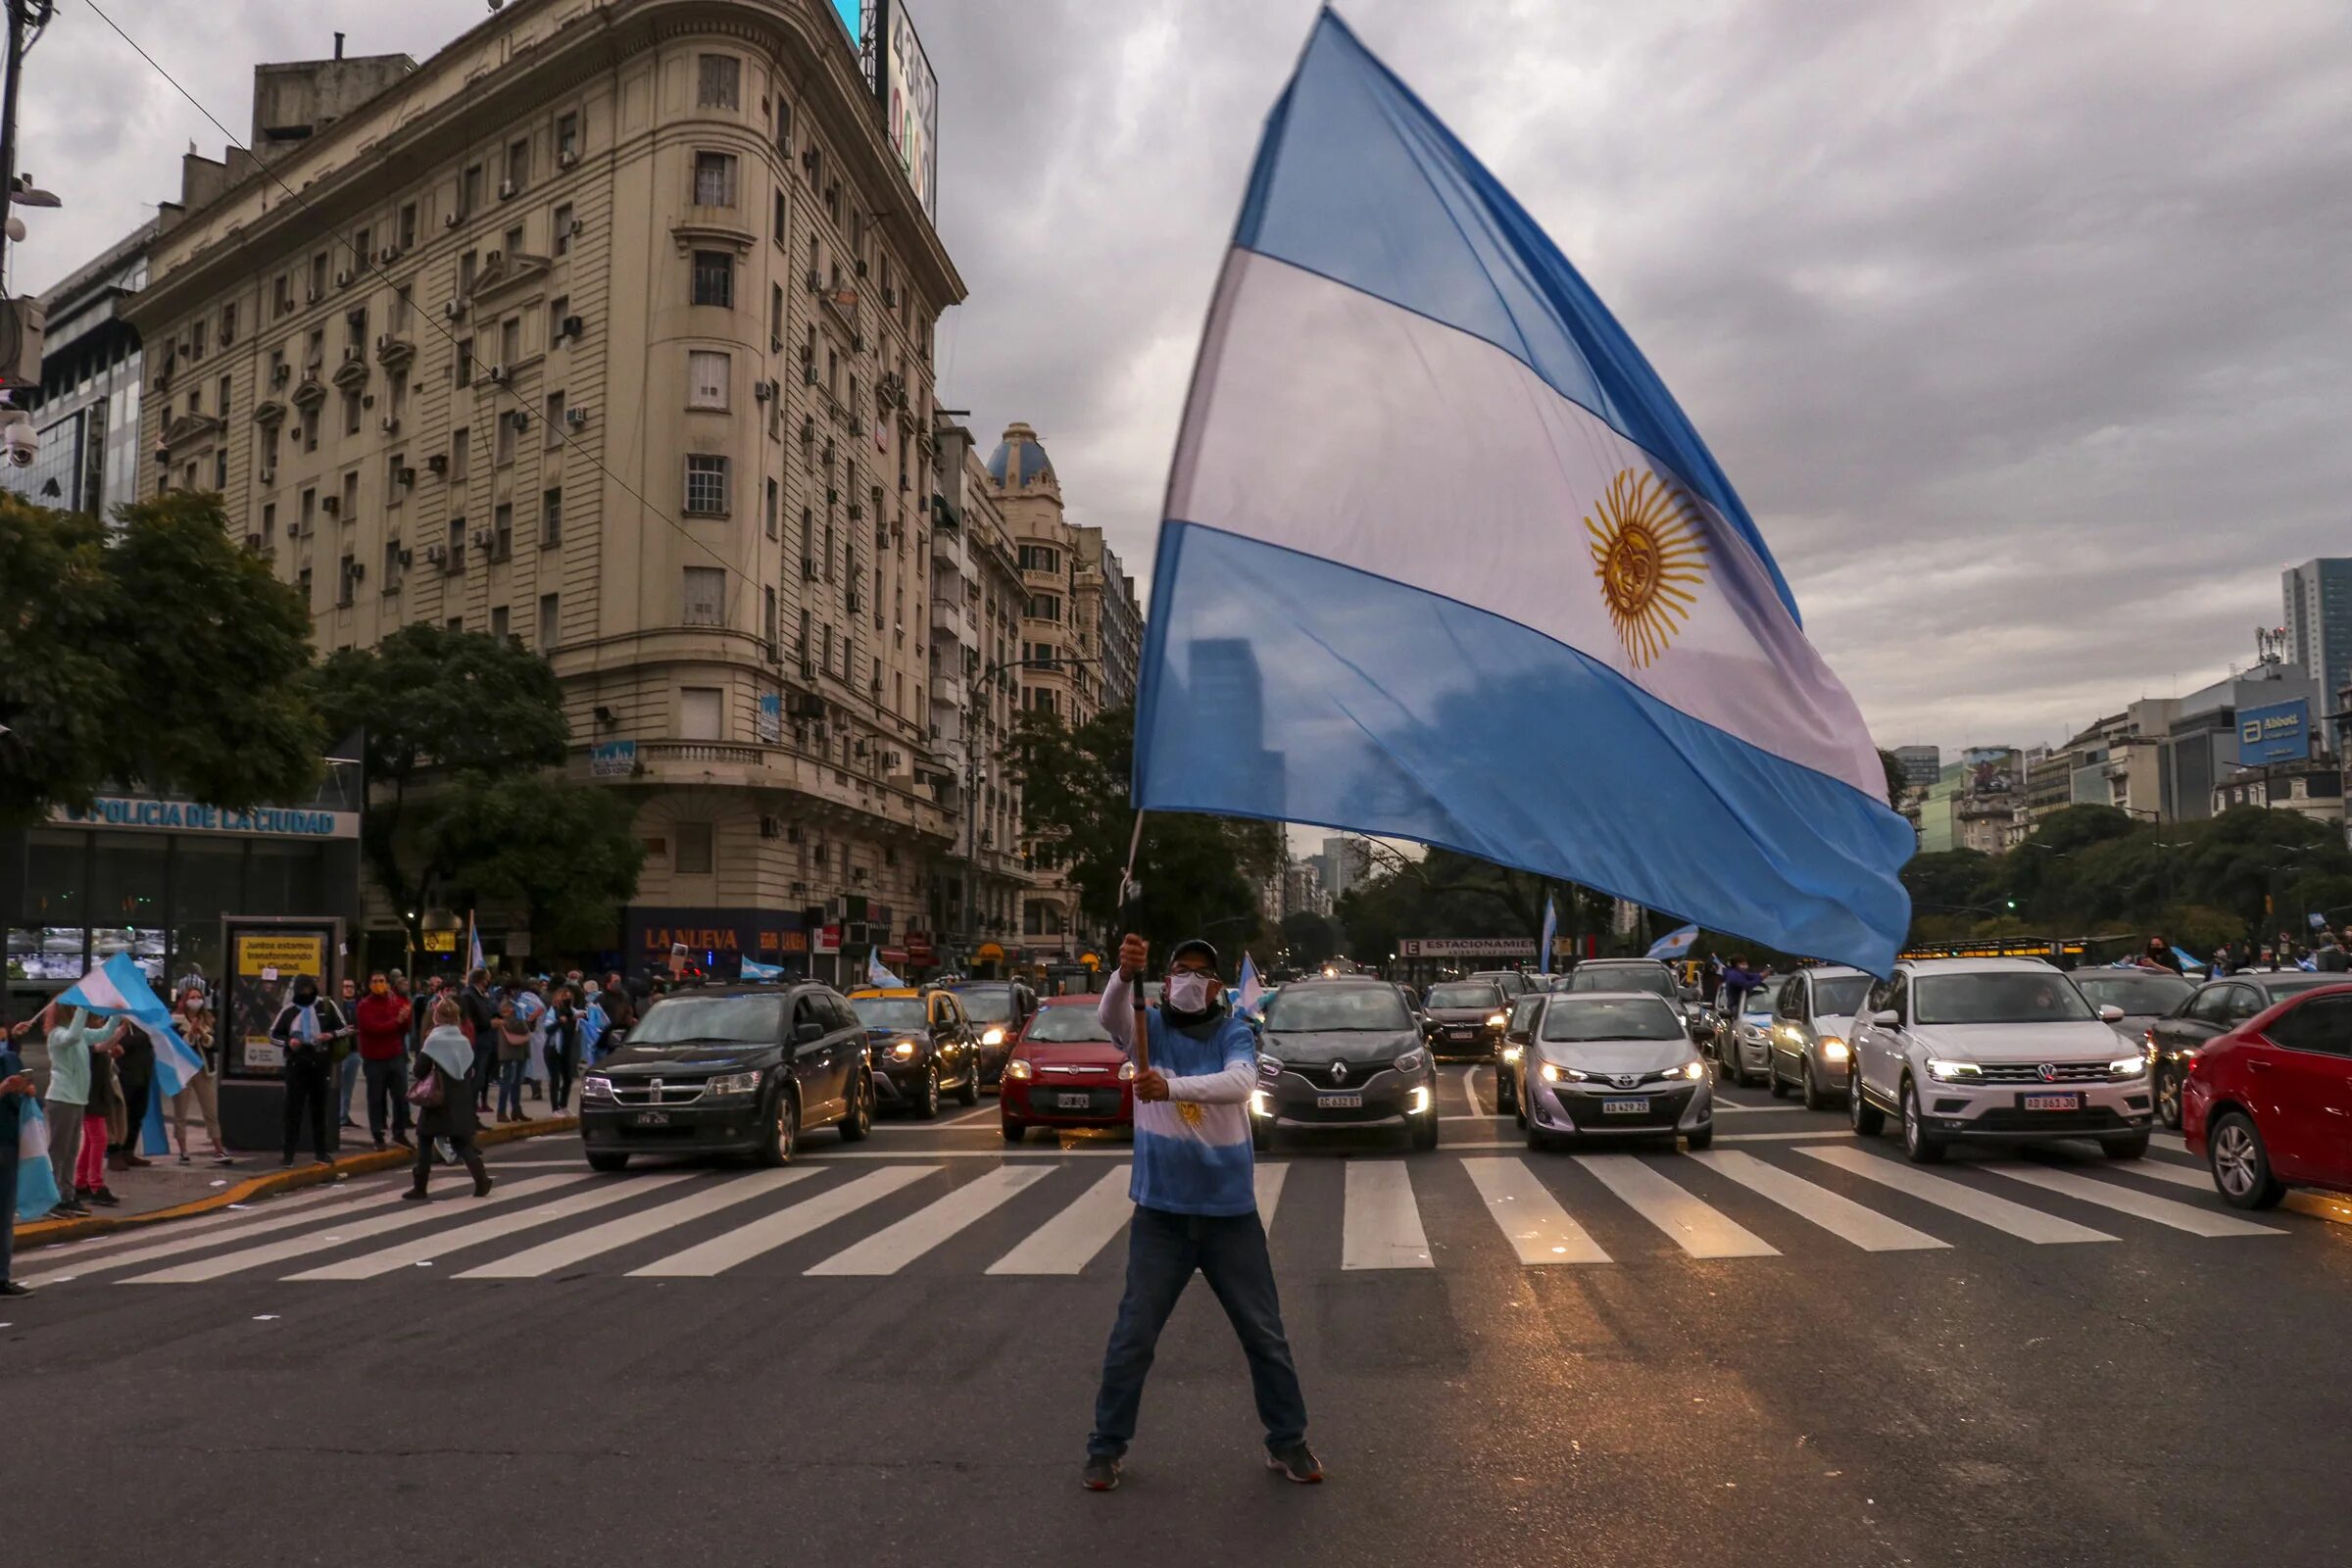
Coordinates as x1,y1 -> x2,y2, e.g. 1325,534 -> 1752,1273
127,2 -> 964,982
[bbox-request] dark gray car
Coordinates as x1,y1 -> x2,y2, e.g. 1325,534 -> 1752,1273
1422,978 -> 1508,1061
1251,978 -> 1439,1152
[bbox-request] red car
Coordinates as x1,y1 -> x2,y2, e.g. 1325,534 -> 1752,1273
1000,996 -> 1134,1143
2182,982 -> 2352,1208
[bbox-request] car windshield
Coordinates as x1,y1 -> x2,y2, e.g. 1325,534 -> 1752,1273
956,988 -> 1015,1023
1263,987 -> 1411,1032
1567,965 -> 1676,999
629,993 -> 784,1046
1911,972 -> 2095,1024
2072,971 -> 2193,1014
1739,977 -> 1792,1015
1426,983 -> 1501,1009
1812,975 -> 1873,1017
1025,1007 -> 1117,1044
1509,995 -> 1544,1031
1541,997 -> 1687,1043
851,997 -> 929,1031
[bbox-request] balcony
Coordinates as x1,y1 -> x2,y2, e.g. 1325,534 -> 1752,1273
930,596 -> 969,647
589,739 -> 952,842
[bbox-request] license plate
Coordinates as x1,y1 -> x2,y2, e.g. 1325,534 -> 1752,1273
1317,1093 -> 1363,1109
2022,1092 -> 2081,1112
1600,1098 -> 1649,1115
1055,1093 -> 1092,1110
1448,1028 -> 1475,1038
634,1109 -> 670,1127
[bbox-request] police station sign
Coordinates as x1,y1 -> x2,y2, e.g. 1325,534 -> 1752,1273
51,795 -> 360,839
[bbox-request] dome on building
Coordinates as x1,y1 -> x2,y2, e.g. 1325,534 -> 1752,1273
985,422 -> 1054,486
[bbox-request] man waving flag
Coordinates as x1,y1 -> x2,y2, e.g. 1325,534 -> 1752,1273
1132,9 -> 1912,974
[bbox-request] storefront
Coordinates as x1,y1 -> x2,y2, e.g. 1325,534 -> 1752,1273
623,906 -> 809,985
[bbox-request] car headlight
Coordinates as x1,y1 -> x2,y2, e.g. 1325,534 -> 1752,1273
1925,1057 -> 1981,1082
1501,1044 -> 1523,1063
1539,1061 -> 1562,1083
981,1026 -> 1005,1048
1117,1060 -> 1137,1081
1675,1059 -> 1705,1080
1394,1050 -> 1428,1074
582,1075 -> 616,1102
705,1069 -> 762,1098
1820,1037 -> 1848,1061
1486,1012 -> 1508,1029
890,1039 -> 919,1059
1406,1085 -> 1432,1114
1004,1058 -> 1035,1081
2108,1054 -> 2148,1078
1250,1088 -> 1272,1117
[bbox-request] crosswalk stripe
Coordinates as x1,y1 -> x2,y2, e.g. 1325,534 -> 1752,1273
2098,1157 -> 2212,1193
631,1166 -> 934,1277
1255,1163 -> 1289,1232
1798,1147 -> 2114,1244
1460,1156 -> 1609,1264
285,1174 -> 697,1280
1689,1151 -> 1945,1251
1984,1164 -> 2281,1238
458,1170 -> 819,1278
122,1175 -> 593,1283
986,1167 -> 1133,1275
1574,1153 -> 1779,1257
18,1187 -> 392,1286
808,1165 -> 1054,1275
1341,1161 -> 1431,1269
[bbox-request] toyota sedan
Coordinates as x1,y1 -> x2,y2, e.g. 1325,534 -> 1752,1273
1519,992 -> 1712,1152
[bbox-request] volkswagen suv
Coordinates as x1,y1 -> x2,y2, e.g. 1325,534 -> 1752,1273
1846,957 -> 2153,1162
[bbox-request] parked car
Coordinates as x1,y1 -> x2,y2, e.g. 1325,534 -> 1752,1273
1763,965 -> 1875,1108
578,983 -> 874,1169
1497,992 -> 1545,1118
1711,975 -> 1792,1088
1846,958 -> 2152,1163
1000,996 -> 1134,1142
1421,978 -> 1508,1062
952,980 -> 1037,1087
1251,977 -> 1439,1152
2183,983 -> 2352,1207
2144,970 -> 2334,1129
1517,992 -> 1712,1152
1468,969 -> 1535,1001
848,987 -> 982,1118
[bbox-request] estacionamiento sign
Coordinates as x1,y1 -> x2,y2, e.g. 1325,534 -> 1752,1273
1399,938 -> 1574,958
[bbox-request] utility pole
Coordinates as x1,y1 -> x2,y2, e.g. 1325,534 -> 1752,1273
0,1 -> 54,404
0,1 -> 27,291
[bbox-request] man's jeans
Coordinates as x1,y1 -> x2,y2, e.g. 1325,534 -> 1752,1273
1089,1204 -> 1307,1459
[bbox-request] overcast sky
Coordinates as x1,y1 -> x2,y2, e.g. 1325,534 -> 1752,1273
24,0 -> 2352,762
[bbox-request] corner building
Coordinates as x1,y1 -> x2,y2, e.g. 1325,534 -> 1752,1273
128,2 -> 965,982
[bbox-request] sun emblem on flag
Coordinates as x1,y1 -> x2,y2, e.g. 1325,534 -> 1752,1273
1586,468 -> 1709,668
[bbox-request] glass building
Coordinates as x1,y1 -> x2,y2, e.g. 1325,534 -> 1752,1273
1,220 -> 152,523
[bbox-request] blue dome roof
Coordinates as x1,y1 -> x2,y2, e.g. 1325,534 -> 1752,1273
986,434 -> 1053,486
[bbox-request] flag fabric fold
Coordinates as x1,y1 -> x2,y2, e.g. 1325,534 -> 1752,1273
1131,9 -> 1913,974
866,951 -> 905,990
1538,895 -> 1559,976
58,953 -> 208,1156
1236,953 -> 1267,1018
16,1101 -> 62,1221
739,958 -> 784,982
1646,924 -> 1701,962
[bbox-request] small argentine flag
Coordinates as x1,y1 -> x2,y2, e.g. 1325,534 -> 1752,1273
1130,9 -> 1913,974
58,953 -> 209,1155
1538,895 -> 1559,976
1236,952 -> 1268,1018
866,949 -> 905,989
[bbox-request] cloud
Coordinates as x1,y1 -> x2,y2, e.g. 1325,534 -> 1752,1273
24,0 -> 2352,763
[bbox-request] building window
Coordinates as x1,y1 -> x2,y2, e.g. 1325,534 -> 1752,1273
679,687 -> 723,741
506,137 -> 530,193
696,54 -> 740,110
763,585 -> 778,656
772,189 -> 787,246
343,391 -> 363,436
692,151 -> 737,208
496,412 -> 516,466
301,407 -> 318,454
310,252 -> 328,300
539,592 -> 560,651
399,202 -> 417,249
217,373 -> 232,418
491,605 -> 510,640
545,391 -> 565,448
449,516 -> 466,571
213,450 -> 228,489
383,535 -> 403,591
456,337 -> 473,385
220,303 -> 237,348
462,164 -> 483,216
500,315 -> 521,366
683,565 -> 727,626
764,476 -> 779,539
690,250 -> 733,309
541,487 -> 563,547
552,203 -> 572,257
1019,544 -> 1059,573
451,426 -> 468,482
493,502 -> 513,559
675,821 -> 715,876
770,281 -> 784,342
686,349 -> 730,410
557,112 -> 580,161
1027,593 -> 1062,622
683,454 -> 729,515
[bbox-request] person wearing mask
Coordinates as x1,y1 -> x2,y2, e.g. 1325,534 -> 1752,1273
166,1000 -> 233,1167
107,1009 -> 157,1174
598,971 -> 637,1047
407,998 -> 491,1200
270,979 -> 346,1167
493,1000 -> 533,1123
545,985 -> 582,1112
333,974 -> 365,1132
1082,934 -> 1316,1493
460,968 -> 498,1112
2140,938 -> 2183,974
44,1004 -> 125,1214
354,973 -> 416,1151
3,1010 -> 41,1295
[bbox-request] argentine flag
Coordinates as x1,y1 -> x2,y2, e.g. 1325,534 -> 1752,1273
58,953 -> 209,1154
1132,10 -> 1913,974
866,950 -> 905,990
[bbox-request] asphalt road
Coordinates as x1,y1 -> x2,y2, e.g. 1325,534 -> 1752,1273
9,1068 -> 2350,1568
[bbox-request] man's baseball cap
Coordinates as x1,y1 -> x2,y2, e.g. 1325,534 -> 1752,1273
1168,938 -> 1221,972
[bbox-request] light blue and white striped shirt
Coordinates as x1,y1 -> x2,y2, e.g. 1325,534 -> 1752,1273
1099,972 -> 1259,1217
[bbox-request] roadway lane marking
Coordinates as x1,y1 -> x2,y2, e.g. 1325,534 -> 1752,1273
18,1187 -> 407,1287
987,1166 -> 1132,1275
806,1165 -> 1054,1275
938,1102 -> 1001,1127
632,1166 -> 935,1276
459,1170 -> 819,1278
1984,1164 -> 2281,1238
122,1175 -> 593,1283
1255,1162 -> 1288,1231
286,1174 -> 696,1279
18,1183 -> 359,1268
1797,1147 -> 2114,1244
1459,1067 -> 1483,1116
1573,1154 -> 1779,1258
1688,1151 -> 1945,1251
2088,1157 -> 2211,1192
1460,1156 -> 1608,1264
1341,1161 -> 1432,1269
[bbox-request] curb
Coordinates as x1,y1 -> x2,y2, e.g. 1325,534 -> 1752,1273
12,1115 -> 579,1250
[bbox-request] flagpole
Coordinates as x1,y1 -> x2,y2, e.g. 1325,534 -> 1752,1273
1121,809 -> 1147,1072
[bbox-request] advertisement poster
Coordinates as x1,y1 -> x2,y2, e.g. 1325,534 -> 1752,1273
2237,699 -> 2311,764
224,921 -> 338,1078
880,0 -> 939,220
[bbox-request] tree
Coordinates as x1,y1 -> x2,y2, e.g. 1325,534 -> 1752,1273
1878,748 -> 1909,808
1279,909 -> 1343,966
315,624 -> 636,955
0,492 -> 324,827
1007,704 -> 1283,956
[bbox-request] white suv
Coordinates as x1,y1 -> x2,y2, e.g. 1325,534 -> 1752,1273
1846,957 -> 2154,1162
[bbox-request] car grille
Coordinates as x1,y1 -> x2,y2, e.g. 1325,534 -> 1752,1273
1960,1106 -> 2138,1133
1289,1058 -> 1396,1088
1558,1083 -> 1692,1129
610,1081 -> 707,1106
1970,1061 -> 2131,1084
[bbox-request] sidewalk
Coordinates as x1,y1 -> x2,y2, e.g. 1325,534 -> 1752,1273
12,1108 -> 580,1250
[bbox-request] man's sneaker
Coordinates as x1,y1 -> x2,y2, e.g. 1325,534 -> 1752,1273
1080,1454 -> 1121,1492
1266,1443 -> 1324,1484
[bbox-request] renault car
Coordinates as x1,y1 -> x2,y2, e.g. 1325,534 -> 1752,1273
1250,976 -> 1439,1152
1518,992 -> 1712,1151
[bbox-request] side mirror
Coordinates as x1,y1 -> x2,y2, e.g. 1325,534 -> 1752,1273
1871,1007 -> 1903,1028
2097,1004 -> 2125,1024
793,1019 -> 826,1045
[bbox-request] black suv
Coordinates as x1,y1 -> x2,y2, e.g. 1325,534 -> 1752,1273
579,983 -> 874,1170
1421,978 -> 1508,1062
850,988 -> 983,1117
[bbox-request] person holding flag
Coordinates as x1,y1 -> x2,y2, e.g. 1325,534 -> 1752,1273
3,1008 -> 45,1295
270,976 -> 348,1166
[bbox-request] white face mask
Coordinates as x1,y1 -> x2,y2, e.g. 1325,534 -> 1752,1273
1164,972 -> 1216,1013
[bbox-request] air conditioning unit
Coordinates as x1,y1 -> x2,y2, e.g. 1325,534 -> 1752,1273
379,416 -> 400,433
320,495 -> 341,515
826,487 -> 839,505
270,364 -> 290,385
560,314 -> 584,339
347,561 -> 367,582
753,380 -> 773,403
425,452 -> 449,473
855,258 -> 868,279
801,146 -> 817,174
306,287 -> 321,304
378,245 -> 400,265
848,503 -> 862,521
485,249 -> 504,269
342,345 -> 365,363
444,211 -> 463,229
335,269 -> 355,288
258,467 -> 275,484
444,299 -> 466,320
802,364 -> 818,386
566,215 -> 583,237
374,332 -> 394,352
770,334 -> 784,354
508,410 -> 531,431
564,407 -> 589,428
470,528 -> 492,550
498,178 -> 517,200
557,147 -> 578,170
396,466 -> 417,485
801,558 -> 818,581
243,532 -> 264,551
883,284 -> 897,309
801,416 -> 815,443
804,268 -> 820,291
422,543 -> 447,564
397,548 -> 414,566
484,363 -> 508,384
759,815 -> 783,840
